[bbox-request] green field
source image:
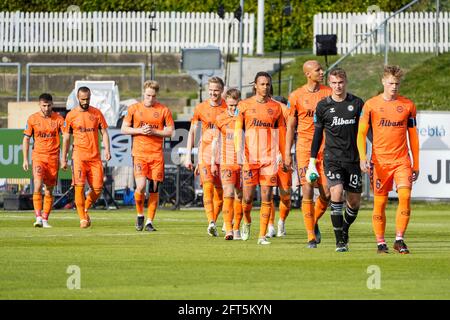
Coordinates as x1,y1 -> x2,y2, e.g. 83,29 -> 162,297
0,203 -> 449,300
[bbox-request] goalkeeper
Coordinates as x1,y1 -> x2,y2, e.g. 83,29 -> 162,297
307,68 -> 364,252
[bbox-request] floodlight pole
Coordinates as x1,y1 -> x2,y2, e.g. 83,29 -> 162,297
238,0 -> 244,92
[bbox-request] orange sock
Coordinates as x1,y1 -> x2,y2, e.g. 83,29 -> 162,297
242,201 -> 252,224
233,199 -> 243,231
74,185 -> 86,221
395,188 -> 411,239
314,196 -> 328,224
42,194 -> 53,220
373,195 -> 388,244
269,199 -> 275,226
302,199 -> 315,241
223,197 -> 234,232
259,201 -> 272,238
203,182 -> 215,223
85,188 -> 102,211
32,192 -> 42,217
213,186 -> 223,222
279,193 -> 291,221
134,192 -> 145,215
147,192 -> 159,221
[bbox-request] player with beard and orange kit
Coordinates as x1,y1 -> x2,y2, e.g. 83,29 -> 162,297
185,77 -> 227,237
121,80 -> 175,232
358,65 -> 419,254
61,87 -> 111,228
284,60 -> 332,248
23,93 -> 64,228
211,88 -> 244,241
234,72 -> 287,245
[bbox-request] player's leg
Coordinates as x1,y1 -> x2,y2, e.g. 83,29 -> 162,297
266,192 -> 276,238
297,158 -> 316,245
233,185 -> 243,240
213,183 -> 224,224
393,164 -> 413,254
84,160 -> 104,226
133,158 -> 147,231
32,162 -> 44,227
72,160 -> 89,228
41,157 -> 59,228
341,162 -> 363,246
241,167 -> 258,241
199,165 -> 217,236
222,183 -> 235,240
145,180 -> 159,232
314,161 -> 331,243
372,163 -> 393,253
258,164 -> 277,245
277,169 -> 292,237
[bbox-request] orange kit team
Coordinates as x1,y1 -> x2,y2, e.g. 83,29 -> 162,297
266,95 -> 292,239
121,80 -> 175,232
357,65 -> 419,254
285,60 -> 332,247
211,88 -> 245,240
23,93 -> 64,228
61,87 -> 111,228
185,77 -> 227,237
234,72 -> 287,245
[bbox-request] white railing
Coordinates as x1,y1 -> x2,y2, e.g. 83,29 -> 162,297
0,11 -> 255,54
314,11 -> 450,54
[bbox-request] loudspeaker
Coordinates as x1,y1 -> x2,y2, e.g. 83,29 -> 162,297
315,34 -> 337,56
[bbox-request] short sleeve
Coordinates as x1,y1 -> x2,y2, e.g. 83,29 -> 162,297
288,93 -> 297,117
98,110 -> 108,129
191,105 -> 201,124
313,102 -> 324,128
62,113 -> 72,134
359,101 -> 372,125
123,105 -> 135,125
164,108 -> 175,127
23,117 -> 33,137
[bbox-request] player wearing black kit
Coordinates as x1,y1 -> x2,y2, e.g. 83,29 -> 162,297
306,68 -> 364,252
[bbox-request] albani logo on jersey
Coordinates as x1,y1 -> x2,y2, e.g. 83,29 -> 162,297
139,121 -> 159,129
306,110 -> 315,117
331,117 -> 356,126
252,119 -> 273,128
36,131 -> 57,138
378,119 -> 405,127
78,127 -> 96,132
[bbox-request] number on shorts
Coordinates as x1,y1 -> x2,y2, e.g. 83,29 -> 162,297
349,174 -> 360,187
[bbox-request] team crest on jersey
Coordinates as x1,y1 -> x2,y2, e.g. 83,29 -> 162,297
397,106 -> 404,113
267,108 -> 274,115
89,115 -> 95,121
153,112 -> 160,118
250,109 -> 257,114
51,121 -> 57,128
347,105 -> 354,112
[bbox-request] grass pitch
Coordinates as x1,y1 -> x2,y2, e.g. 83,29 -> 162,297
0,202 -> 449,300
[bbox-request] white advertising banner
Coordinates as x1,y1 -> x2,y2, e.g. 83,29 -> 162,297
108,129 -> 133,167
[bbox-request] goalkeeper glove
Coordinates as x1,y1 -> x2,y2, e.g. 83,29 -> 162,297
306,158 -> 319,183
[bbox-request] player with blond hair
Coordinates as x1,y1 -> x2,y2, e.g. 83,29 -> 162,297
23,93 -> 64,228
121,80 -> 175,232
358,65 -> 419,254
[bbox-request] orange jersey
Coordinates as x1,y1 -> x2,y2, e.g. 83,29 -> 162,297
360,94 -> 417,164
288,85 -> 332,145
214,111 -> 238,169
237,96 -> 286,167
24,111 -> 64,160
191,99 -> 227,165
63,106 -> 108,161
123,101 -> 174,161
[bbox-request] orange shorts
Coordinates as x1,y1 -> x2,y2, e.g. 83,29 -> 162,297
220,166 -> 242,189
199,164 -> 221,187
296,156 -> 327,187
32,156 -> 59,187
72,158 -> 104,189
370,160 -> 413,196
133,157 -> 164,182
277,165 -> 292,190
242,163 -> 278,187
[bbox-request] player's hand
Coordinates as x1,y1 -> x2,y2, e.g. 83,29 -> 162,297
61,159 -> 68,170
142,124 -> 152,135
276,153 -> 283,166
306,160 -> 319,183
211,164 -> 219,177
22,160 -> 29,171
412,169 -> 419,182
284,154 -> 292,169
360,160 -> 370,173
194,164 -> 200,176
104,150 -> 111,161
184,158 -> 193,171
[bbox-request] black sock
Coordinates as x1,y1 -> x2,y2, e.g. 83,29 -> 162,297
330,201 -> 344,244
343,206 -> 359,233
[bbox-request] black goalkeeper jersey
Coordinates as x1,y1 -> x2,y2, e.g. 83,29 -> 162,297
314,93 -> 364,162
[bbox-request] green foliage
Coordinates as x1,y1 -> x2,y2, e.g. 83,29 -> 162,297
0,0 -> 442,50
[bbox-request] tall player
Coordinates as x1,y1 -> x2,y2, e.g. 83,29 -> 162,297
61,87 -> 111,228
284,60 -> 332,247
23,93 -> 64,228
211,88 -> 244,240
185,77 -> 227,237
121,80 -> 175,232
358,65 -> 419,254
308,68 -> 364,251
266,95 -> 292,238
235,72 -> 286,245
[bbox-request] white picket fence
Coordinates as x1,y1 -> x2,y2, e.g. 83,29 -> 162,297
314,11 -> 450,54
0,11 -> 255,54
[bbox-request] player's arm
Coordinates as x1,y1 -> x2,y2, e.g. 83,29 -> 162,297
121,118 -> 147,135
148,125 -> 174,138
407,117 -> 420,181
61,132 -> 71,170
210,127 -> 219,176
284,115 -> 297,168
234,107 -> 244,165
357,113 -> 370,173
277,113 -> 287,165
22,136 -> 31,171
101,127 -> 111,161
184,121 -> 198,170
307,107 -> 324,182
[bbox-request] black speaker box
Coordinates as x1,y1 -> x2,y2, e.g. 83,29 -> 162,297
3,194 -> 34,210
315,34 -> 337,56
